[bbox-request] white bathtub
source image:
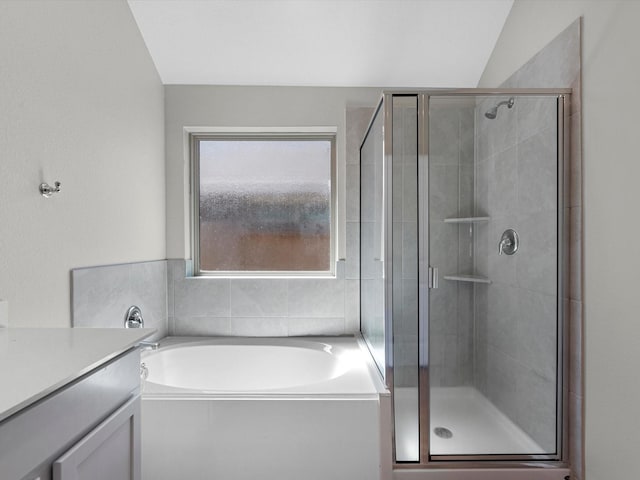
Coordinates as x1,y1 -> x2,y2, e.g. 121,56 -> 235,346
141,336 -> 390,480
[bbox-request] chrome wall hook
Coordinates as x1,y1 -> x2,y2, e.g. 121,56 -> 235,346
40,181 -> 61,198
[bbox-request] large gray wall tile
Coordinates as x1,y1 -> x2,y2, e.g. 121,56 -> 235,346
229,279 -> 288,317
174,277 -> 230,317
72,260 -> 168,340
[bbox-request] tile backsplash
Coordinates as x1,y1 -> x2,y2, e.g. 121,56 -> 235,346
167,259 -> 350,337
71,260 -> 168,340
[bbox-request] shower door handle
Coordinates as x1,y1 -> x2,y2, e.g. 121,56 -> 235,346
428,267 -> 439,289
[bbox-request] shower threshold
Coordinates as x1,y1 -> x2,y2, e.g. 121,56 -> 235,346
394,386 -> 545,456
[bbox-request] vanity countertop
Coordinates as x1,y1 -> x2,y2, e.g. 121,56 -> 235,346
0,327 -> 153,423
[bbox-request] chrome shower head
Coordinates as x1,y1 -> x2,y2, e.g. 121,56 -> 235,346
484,97 -> 515,119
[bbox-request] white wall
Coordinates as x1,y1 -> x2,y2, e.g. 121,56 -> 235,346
165,85 -> 381,260
480,2 -> 640,479
0,0 -> 165,327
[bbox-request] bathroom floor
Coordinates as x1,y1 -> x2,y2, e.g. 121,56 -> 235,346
394,386 -> 544,456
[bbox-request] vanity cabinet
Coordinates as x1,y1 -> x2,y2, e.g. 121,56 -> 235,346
0,349 -> 141,480
53,395 -> 140,480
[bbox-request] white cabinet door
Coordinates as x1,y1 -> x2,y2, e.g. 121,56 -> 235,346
53,395 -> 140,480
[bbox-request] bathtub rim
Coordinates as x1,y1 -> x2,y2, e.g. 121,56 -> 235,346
141,334 -> 389,400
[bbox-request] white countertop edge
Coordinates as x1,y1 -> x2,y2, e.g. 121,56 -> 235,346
0,328 -> 155,423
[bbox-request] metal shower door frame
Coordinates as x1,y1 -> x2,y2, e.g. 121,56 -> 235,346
378,88 -> 571,468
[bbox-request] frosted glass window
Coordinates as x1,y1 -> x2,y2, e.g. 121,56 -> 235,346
193,135 -> 334,274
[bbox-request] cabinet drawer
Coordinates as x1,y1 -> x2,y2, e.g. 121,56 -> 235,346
0,349 -> 140,479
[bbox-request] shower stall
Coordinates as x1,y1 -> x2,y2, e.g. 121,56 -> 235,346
360,90 -> 570,466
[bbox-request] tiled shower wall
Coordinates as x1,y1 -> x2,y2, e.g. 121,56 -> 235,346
474,95 -> 559,451
475,18 -> 582,465
428,101 -> 475,387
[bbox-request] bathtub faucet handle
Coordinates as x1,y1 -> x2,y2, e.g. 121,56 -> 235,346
124,305 -> 144,328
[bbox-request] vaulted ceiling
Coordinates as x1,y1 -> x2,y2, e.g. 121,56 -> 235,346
128,0 -> 513,87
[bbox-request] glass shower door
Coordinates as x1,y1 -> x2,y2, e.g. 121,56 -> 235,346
427,94 -> 562,459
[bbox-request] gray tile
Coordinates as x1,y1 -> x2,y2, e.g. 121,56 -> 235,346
346,164 -> 360,222
505,18 -> 580,89
166,259 -> 186,318
474,288 -> 488,346
360,163 -> 376,222
402,163 -> 418,222
429,332 -> 445,367
172,316 -> 231,336
287,277 -> 345,318
517,127 -> 558,215
459,107 -> 475,166
429,104 -> 460,166
485,347 -> 520,424
344,279 -> 360,333
130,261 -> 168,339
400,278 -> 418,334
345,221 -> 360,280
288,317 -> 345,336
488,146 -> 517,220
360,222 -> 382,280
485,284 -> 519,359
517,289 -> 557,381
442,334 -> 459,386
474,222 -> 489,276
360,278 -> 384,337
516,370 -> 557,453
429,221 -> 458,274
72,263 -> 131,328
458,165 -> 474,218
429,165 -> 459,220
515,210 -> 557,296
401,222 -> 418,280
174,277 -> 230,317
516,96 -> 557,143
227,317 -> 289,337
429,281 -> 457,335
229,279 -> 288,317
474,156 -> 491,215
473,340 -> 488,394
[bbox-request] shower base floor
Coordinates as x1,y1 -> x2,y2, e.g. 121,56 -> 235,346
395,386 -> 544,456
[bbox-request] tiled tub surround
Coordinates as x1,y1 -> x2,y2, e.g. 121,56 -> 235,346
167,259 -> 352,337
72,260 -> 168,340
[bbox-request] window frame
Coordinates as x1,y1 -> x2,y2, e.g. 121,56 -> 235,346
190,128 -> 337,278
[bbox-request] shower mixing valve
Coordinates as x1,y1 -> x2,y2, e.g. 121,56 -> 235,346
498,229 -> 519,255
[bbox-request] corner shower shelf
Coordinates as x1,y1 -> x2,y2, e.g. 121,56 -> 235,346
443,274 -> 492,284
443,216 -> 490,224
